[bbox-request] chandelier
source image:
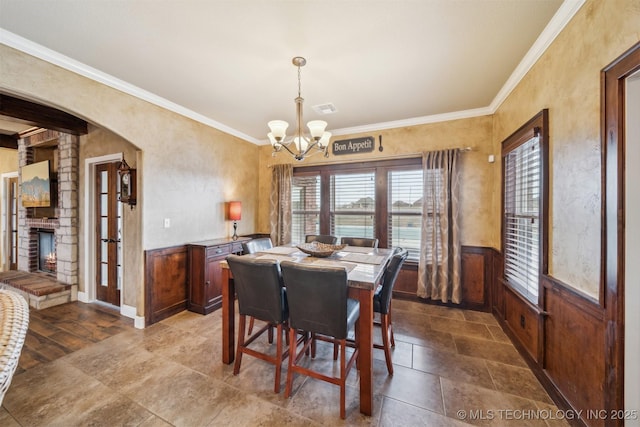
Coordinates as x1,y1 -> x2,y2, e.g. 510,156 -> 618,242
268,56 -> 331,161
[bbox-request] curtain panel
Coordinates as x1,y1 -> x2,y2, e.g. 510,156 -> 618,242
269,164 -> 293,245
417,149 -> 462,303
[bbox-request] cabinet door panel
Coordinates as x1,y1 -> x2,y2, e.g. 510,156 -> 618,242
206,255 -> 223,307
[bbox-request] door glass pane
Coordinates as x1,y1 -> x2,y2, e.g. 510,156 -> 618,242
101,241 -> 108,263
100,170 -> 108,193
101,263 -> 108,286
101,217 -> 108,239
101,194 -> 108,216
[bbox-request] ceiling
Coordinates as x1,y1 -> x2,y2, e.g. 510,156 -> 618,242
0,0 -> 580,145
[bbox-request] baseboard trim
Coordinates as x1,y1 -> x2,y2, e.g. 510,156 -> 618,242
121,303 -> 145,329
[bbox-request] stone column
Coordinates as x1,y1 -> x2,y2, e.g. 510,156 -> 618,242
55,133 -> 79,285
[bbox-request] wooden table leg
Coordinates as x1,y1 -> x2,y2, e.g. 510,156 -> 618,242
355,287 -> 374,416
221,267 -> 235,364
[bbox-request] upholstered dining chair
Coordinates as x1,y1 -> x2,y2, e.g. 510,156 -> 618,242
225,254 -> 290,393
373,248 -> 408,375
304,234 -> 338,244
280,261 -> 360,419
240,237 -> 274,335
241,237 -> 273,254
340,236 -> 379,248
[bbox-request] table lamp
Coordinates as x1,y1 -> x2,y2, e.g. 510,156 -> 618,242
228,201 -> 242,240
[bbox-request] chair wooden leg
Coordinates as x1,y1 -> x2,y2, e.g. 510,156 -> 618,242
274,324 -> 283,393
388,309 -> 395,347
234,314 -> 247,375
285,327 -> 297,398
247,316 -> 254,335
340,338 -> 346,419
380,313 -> 393,375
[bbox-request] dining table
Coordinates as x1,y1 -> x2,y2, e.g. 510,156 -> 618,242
220,244 -> 394,416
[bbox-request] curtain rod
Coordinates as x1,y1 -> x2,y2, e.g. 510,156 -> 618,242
267,146 -> 473,168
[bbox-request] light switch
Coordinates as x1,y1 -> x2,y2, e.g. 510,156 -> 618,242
164,218 -> 171,228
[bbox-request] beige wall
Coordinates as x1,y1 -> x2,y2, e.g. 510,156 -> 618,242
258,115 -> 498,248
494,0 -> 640,298
0,148 -> 18,173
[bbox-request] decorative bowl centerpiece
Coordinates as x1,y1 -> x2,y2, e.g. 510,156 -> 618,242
296,242 -> 346,258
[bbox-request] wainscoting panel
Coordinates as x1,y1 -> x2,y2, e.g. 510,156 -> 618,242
542,276 -> 606,427
393,262 -> 418,298
492,252 -> 504,318
503,286 -> 541,362
144,245 -> 188,326
393,246 -> 494,311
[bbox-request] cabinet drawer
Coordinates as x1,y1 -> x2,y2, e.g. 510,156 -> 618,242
231,242 -> 243,254
207,245 -> 230,258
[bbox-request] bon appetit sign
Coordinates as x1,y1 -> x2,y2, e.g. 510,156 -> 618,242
332,136 -> 375,156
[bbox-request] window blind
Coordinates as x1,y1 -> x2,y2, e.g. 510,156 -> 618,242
388,169 -> 423,260
292,174 -> 321,244
504,136 -> 541,303
330,172 -> 375,239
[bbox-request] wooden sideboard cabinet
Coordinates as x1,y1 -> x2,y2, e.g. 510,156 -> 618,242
187,238 -> 248,314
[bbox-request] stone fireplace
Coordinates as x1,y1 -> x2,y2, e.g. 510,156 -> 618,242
17,130 -> 79,287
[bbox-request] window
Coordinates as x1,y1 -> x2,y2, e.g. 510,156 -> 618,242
292,158 -> 423,261
292,174 -> 320,244
388,169 -> 423,260
330,172 -> 376,239
502,110 -> 548,304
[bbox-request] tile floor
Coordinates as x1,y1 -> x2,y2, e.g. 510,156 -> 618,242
0,299 -> 569,426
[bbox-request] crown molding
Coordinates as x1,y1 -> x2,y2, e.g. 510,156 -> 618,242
329,107 -> 494,138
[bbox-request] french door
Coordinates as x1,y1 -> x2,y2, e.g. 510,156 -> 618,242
95,162 -> 122,306
7,176 -> 18,270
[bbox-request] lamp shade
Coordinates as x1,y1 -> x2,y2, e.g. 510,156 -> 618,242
228,201 -> 242,221
307,120 -> 327,139
267,120 -> 288,140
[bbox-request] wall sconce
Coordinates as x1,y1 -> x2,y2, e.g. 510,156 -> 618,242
227,201 -> 242,240
118,157 -> 136,208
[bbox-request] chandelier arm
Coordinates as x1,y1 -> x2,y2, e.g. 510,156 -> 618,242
278,141 -> 301,158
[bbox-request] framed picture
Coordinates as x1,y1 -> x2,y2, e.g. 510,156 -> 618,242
21,160 -> 51,208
